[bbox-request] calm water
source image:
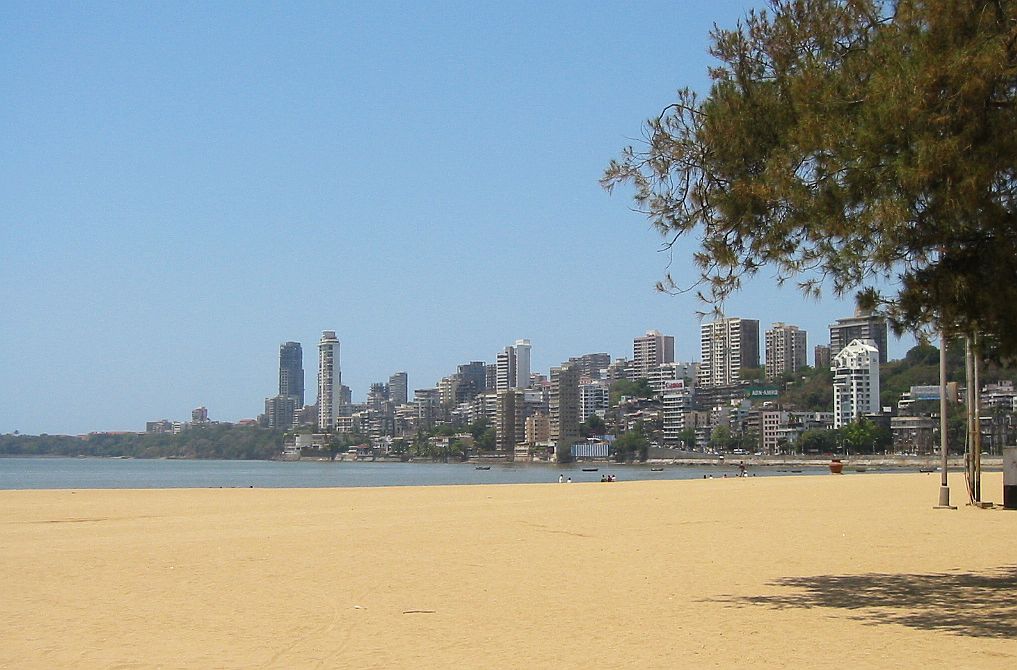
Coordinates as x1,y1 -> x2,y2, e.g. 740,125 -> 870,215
0,457 -> 832,490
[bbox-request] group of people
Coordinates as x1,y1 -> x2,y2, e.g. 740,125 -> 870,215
557,473 -> 617,483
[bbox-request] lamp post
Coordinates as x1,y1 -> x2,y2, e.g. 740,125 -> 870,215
936,333 -> 955,509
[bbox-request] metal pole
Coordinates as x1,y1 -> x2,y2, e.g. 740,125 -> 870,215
936,334 -> 953,508
973,333 -> 982,502
965,337 -> 975,504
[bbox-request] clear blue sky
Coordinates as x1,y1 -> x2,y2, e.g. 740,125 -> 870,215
1,1 -> 909,435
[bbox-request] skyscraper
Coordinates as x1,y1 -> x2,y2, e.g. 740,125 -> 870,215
829,309 -> 889,364
633,330 -> 675,379
278,341 -> 304,407
833,338 -> 881,428
698,318 -> 760,387
550,362 -> 581,460
764,323 -> 807,381
388,371 -> 408,406
317,331 -> 341,431
514,339 -> 531,389
496,346 -> 517,392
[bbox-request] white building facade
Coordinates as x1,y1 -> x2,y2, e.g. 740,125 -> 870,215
662,381 -> 691,445
765,323 -> 808,381
317,330 -> 342,431
633,330 -> 675,380
832,338 -> 881,429
699,318 -> 760,387
578,381 -> 610,422
514,339 -> 531,389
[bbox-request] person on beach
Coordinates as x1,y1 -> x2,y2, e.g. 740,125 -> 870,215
558,474 -> 564,484
567,477 -> 572,483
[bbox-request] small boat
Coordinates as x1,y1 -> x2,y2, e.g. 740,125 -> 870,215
650,467 -> 664,472
829,459 -> 844,474
475,466 -> 491,470
918,467 -> 937,473
790,469 -> 803,473
582,467 -> 599,472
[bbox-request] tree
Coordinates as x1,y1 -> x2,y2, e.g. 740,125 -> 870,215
841,418 -> 880,453
676,427 -> 697,449
708,425 -> 737,452
610,378 -> 655,404
604,0 -> 1017,355
740,367 -> 765,382
613,429 -> 650,462
581,414 -> 607,438
799,428 -> 841,454
469,419 -> 490,443
478,427 -> 497,452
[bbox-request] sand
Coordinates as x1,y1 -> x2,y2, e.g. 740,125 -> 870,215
1,472 -> 1015,669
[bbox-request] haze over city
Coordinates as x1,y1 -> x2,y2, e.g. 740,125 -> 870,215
1,1 -> 910,435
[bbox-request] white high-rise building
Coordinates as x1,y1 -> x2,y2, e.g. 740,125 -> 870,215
633,330 -> 675,379
578,381 -> 610,423
317,331 -> 341,431
765,323 -> 808,381
832,338 -> 881,429
699,318 -> 760,387
662,381 -> 691,445
647,362 -> 697,395
496,340 -> 531,391
496,347 -> 516,392
514,339 -> 531,389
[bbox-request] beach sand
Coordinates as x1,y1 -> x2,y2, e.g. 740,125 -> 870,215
1,472 -> 1014,668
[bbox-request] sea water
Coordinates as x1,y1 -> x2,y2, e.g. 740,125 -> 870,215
0,456 -> 832,490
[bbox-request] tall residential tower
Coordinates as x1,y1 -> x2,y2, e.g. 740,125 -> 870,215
832,338 -> 881,428
278,341 -> 304,407
764,323 -> 807,381
317,331 -> 341,431
514,339 -> 532,389
698,317 -> 760,387
633,330 -> 675,380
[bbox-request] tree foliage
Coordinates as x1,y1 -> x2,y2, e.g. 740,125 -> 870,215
610,378 -> 655,404
604,0 -> 1017,353
613,429 -> 650,462
799,427 -> 841,453
840,417 -> 892,453
0,425 -> 285,460
781,366 -> 834,411
580,414 -> 607,437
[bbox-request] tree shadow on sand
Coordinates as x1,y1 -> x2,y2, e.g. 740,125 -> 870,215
713,565 -> 1017,638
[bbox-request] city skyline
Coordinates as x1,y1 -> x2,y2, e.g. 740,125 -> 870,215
1,1 -> 914,435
